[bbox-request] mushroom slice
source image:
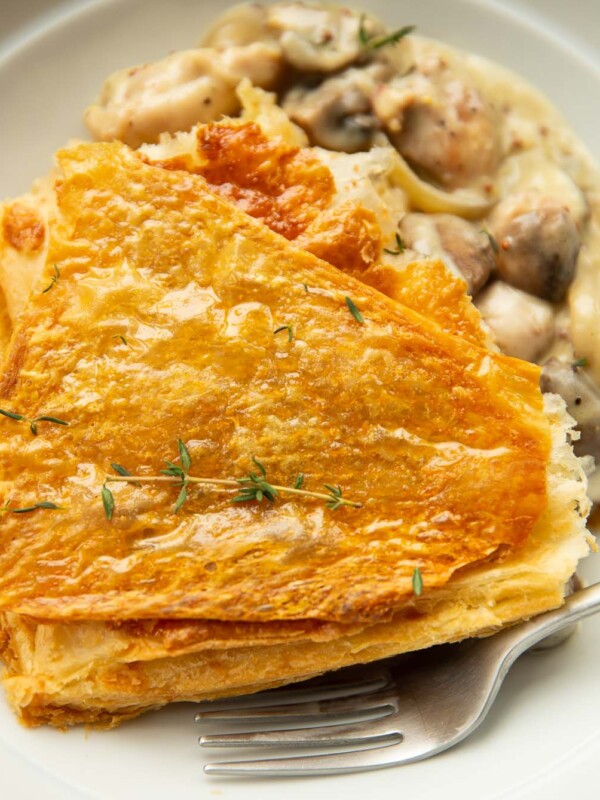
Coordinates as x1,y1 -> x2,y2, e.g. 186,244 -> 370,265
493,206 -> 580,302
476,281 -> 555,362
283,64 -> 392,153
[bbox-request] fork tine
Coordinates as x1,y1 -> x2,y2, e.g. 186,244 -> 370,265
203,739 -> 411,776
195,691 -> 395,723
200,715 -> 401,749
194,673 -> 391,716
198,704 -> 396,741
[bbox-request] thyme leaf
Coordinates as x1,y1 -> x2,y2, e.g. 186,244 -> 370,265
359,15 -> 415,50
358,14 -> 371,46
412,567 -> 423,596
0,409 -> 24,421
111,463 -> 132,477
345,296 -> 364,324
368,25 -> 415,49
481,227 -> 500,255
324,484 -> 346,511
112,334 -> 129,346
234,471 -> 278,504
112,462 -> 141,487
572,358 -> 588,369
174,484 -> 188,513
1,501 -> 61,514
42,263 -> 60,294
101,484 -> 115,520
294,473 -> 304,490
232,458 -> 278,504
252,456 -> 267,477
178,438 -> 192,474
274,325 -> 294,342
0,408 -> 68,435
383,233 -> 406,256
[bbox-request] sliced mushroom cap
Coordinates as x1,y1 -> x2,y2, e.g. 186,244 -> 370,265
282,64 -> 392,153
399,213 -> 495,295
541,359 -> 600,491
475,281 -> 555,362
373,72 -> 503,189
492,206 -> 580,302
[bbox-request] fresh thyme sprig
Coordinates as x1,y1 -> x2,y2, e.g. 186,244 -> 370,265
383,233 -> 406,256
1,501 -> 60,514
359,15 -> 415,50
103,445 -> 362,519
0,408 -> 69,436
274,325 -> 294,342
42,264 -> 61,294
345,296 -> 365,324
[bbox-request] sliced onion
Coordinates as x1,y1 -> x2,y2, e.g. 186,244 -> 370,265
389,151 -> 495,220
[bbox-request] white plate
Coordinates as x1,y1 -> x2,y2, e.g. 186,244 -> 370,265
1,2 -> 600,798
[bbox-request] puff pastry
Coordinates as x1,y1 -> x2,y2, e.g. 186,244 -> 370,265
0,135 -> 591,727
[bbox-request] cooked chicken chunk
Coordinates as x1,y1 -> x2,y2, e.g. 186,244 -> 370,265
476,281 -> 555,362
85,44 -> 283,147
373,70 -> 502,189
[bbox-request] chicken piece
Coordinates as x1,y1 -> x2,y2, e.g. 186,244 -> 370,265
373,70 -> 502,189
84,44 -> 283,147
267,2 -> 380,72
476,281 -> 555,362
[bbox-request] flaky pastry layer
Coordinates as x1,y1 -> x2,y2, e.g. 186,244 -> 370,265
0,395 -> 591,727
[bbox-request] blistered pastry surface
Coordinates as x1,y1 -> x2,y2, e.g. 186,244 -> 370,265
0,142 -> 549,623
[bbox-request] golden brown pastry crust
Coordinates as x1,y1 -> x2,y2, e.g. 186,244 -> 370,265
0,421 -> 591,730
0,135 -> 591,730
144,121 -> 336,240
0,141 -> 552,627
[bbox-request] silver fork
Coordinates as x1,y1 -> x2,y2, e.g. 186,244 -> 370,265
196,581 -> 600,777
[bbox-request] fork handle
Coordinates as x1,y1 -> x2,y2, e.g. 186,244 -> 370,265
498,581 -> 600,665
